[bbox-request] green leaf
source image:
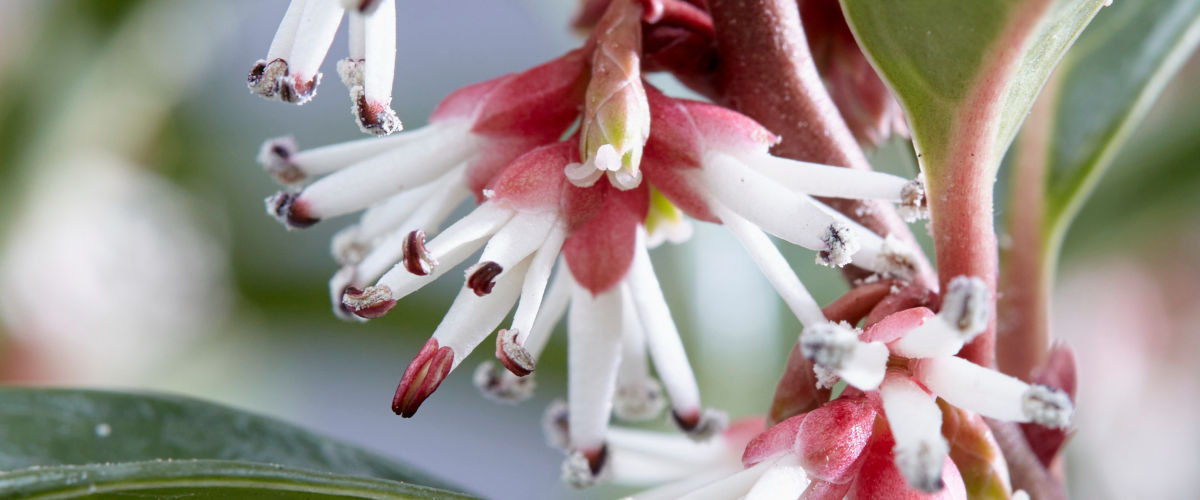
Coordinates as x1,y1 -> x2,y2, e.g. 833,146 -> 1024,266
0,460 -> 475,499
0,388 -> 449,489
1039,0 -> 1200,247
840,0 -> 1107,177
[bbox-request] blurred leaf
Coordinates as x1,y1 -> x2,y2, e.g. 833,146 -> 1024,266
0,460 -> 474,499
840,0 -> 1105,178
1040,0 -> 1200,246
0,388 -> 451,490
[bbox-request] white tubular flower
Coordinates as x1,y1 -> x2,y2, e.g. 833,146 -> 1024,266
914,356 -> 1073,429
249,0 -> 401,134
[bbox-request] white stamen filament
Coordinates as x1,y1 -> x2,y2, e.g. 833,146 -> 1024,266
614,289 -> 665,422
880,373 -> 949,493
799,322 -> 888,391
344,177 -> 468,285
749,153 -> 908,201
430,258 -> 529,369
567,284 -> 625,453
888,316 -> 967,359
359,0 -> 395,106
471,210 -> 559,283
712,201 -> 825,328
297,123 -> 479,218
516,263 -> 573,358
358,166 -> 465,243
265,0 -> 307,61
288,0 -> 344,84
607,427 -> 729,467
913,356 -> 1073,428
625,229 -> 701,416
375,203 -> 513,299
508,224 -> 567,343
263,122 -> 466,183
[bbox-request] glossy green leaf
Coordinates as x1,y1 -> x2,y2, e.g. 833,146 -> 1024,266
1040,0 -> 1200,248
0,388 -> 448,489
0,460 -> 474,499
841,0 -> 1106,176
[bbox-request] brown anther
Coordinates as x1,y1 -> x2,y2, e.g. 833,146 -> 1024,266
342,285 -> 397,319
352,88 -> 402,136
257,137 -> 306,185
583,445 -> 609,477
671,408 -> 727,440
495,328 -> 535,376
265,191 -> 319,230
355,0 -> 383,14
392,338 -> 455,418
247,58 -> 289,98
401,230 -> 436,275
466,261 -> 504,296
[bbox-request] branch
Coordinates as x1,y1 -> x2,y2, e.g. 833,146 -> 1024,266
705,0 -> 936,291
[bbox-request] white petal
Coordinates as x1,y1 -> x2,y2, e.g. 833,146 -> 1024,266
265,122 -> 466,183
880,372 -> 949,493
888,316 -> 966,359
474,210 -> 558,275
356,165 -> 464,243
712,201 -> 825,328
675,457 -> 793,500
348,170 -> 468,280
565,161 -> 604,188
567,284 -> 625,452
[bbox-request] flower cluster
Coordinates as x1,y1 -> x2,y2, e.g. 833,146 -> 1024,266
606,276 -> 1074,498
255,0 -> 931,487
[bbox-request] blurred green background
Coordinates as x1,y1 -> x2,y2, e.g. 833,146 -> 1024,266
0,1 -> 1196,499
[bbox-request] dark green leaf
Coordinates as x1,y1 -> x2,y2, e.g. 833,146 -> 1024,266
0,388 -> 447,489
1041,0 -> 1200,244
0,460 -> 474,499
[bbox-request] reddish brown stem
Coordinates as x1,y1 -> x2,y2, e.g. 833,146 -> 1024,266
705,0 -> 936,291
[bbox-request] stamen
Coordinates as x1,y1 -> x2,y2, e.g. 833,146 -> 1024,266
879,373 -> 948,493
912,356 -> 1074,428
799,322 -> 888,390
671,408 -> 729,442
430,258 -> 530,368
816,223 -> 860,268
342,285 -> 396,319
568,285 -> 625,454
247,58 -> 292,101
472,360 -> 535,403
897,174 -> 929,222
503,224 -> 568,370
290,123 -> 478,219
328,266 -> 362,321
257,136 -> 305,185
563,446 -> 610,489
542,399 -> 571,451
503,263 -> 573,375
625,230 -> 706,425
281,0 -> 344,104
614,291 -> 665,422
346,0 -> 384,15
876,233 -> 919,280
353,0 -> 400,135
939,275 -> 989,339
750,153 -> 909,201
1022,385 -> 1073,429
265,191 -> 318,229
376,203 -> 512,295
465,261 -> 503,296
713,202 -> 825,328
495,328 -> 534,376
392,338 -> 454,417
330,225 -> 367,265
